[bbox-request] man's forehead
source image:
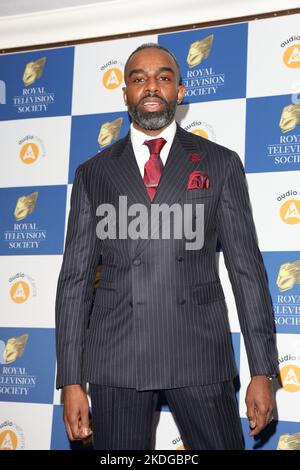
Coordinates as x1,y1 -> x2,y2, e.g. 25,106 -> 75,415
126,49 -> 176,71
128,66 -> 175,76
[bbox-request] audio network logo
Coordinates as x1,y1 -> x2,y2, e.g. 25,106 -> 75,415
280,363 -> 300,392
0,421 -> 25,450
9,272 -> 37,304
281,36 -> 300,69
100,59 -> 124,90
18,135 -> 46,165
184,119 -> 217,142
277,190 -> 300,225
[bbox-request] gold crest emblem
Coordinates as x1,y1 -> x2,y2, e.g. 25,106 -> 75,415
22,57 -> 46,86
187,35 -> 214,68
14,192 -> 38,221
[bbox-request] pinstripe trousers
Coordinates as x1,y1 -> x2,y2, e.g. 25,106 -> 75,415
89,381 -> 245,450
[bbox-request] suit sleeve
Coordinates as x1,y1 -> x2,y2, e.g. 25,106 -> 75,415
216,151 -> 278,377
55,165 -> 100,389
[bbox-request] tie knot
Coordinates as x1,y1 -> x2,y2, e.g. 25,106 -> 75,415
143,137 -> 167,156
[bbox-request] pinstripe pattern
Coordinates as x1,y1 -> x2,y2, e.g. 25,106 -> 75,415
90,381 -> 244,450
55,122 -> 279,391
164,382 -> 244,450
90,384 -> 159,450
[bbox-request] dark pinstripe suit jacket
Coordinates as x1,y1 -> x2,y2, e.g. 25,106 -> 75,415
55,122 -> 278,391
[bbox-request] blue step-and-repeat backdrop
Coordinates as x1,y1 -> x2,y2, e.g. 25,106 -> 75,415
0,12 -> 300,450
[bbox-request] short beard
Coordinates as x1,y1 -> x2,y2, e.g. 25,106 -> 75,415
127,96 -> 177,131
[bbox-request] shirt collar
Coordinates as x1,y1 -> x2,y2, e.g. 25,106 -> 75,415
130,119 -> 176,154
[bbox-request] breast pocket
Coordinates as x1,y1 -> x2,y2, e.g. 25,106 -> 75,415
185,188 -> 214,199
192,280 -> 225,305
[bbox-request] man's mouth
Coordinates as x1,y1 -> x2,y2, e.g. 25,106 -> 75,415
139,97 -> 165,111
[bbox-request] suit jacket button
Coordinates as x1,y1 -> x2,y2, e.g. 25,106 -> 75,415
177,256 -> 184,262
129,301 -> 133,307
178,299 -> 186,305
132,258 -> 141,266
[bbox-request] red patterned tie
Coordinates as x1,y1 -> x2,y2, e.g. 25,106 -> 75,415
143,137 -> 167,201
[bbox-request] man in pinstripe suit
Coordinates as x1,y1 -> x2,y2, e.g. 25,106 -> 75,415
55,43 -> 278,450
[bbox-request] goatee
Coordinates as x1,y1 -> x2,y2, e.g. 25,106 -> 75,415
127,95 -> 177,131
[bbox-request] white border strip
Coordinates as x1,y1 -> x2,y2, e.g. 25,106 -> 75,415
0,0 -> 299,50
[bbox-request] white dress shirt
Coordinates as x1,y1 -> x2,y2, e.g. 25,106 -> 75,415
130,120 -> 176,177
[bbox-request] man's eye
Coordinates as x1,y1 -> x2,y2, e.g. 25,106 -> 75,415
133,77 -> 144,83
159,76 -> 170,81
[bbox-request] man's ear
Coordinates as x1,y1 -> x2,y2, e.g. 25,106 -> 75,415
122,86 -> 127,105
177,84 -> 186,104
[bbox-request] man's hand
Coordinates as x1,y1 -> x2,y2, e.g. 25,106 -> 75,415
245,375 -> 275,437
62,384 -> 93,441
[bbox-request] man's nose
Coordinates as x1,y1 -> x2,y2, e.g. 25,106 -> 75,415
145,76 -> 159,93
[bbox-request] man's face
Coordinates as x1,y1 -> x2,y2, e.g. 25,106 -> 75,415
123,48 -> 185,133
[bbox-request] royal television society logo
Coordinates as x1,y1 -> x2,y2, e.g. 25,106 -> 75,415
14,191 -> 38,221
276,190 -> 300,225
0,421 -> 25,450
277,432 -> 300,450
3,191 -> 48,251
274,259 -> 300,328
0,334 -> 37,399
9,273 -> 37,304
266,101 -> 300,167
18,135 -> 46,165
98,117 -> 123,147
100,59 -> 124,90
184,119 -> 217,142
183,34 -> 225,98
0,334 -> 28,365
277,260 -> 300,292
187,35 -> 214,68
281,36 -> 300,69
22,57 -> 46,86
13,56 -> 55,114
279,102 -> 300,133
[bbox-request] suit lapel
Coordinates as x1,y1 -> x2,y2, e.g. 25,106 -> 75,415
103,132 -> 151,208
150,123 -> 207,206
102,123 -> 208,257
133,123 -> 208,256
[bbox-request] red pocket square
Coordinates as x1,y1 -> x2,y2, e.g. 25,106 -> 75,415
187,171 -> 210,189
190,153 -> 201,162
